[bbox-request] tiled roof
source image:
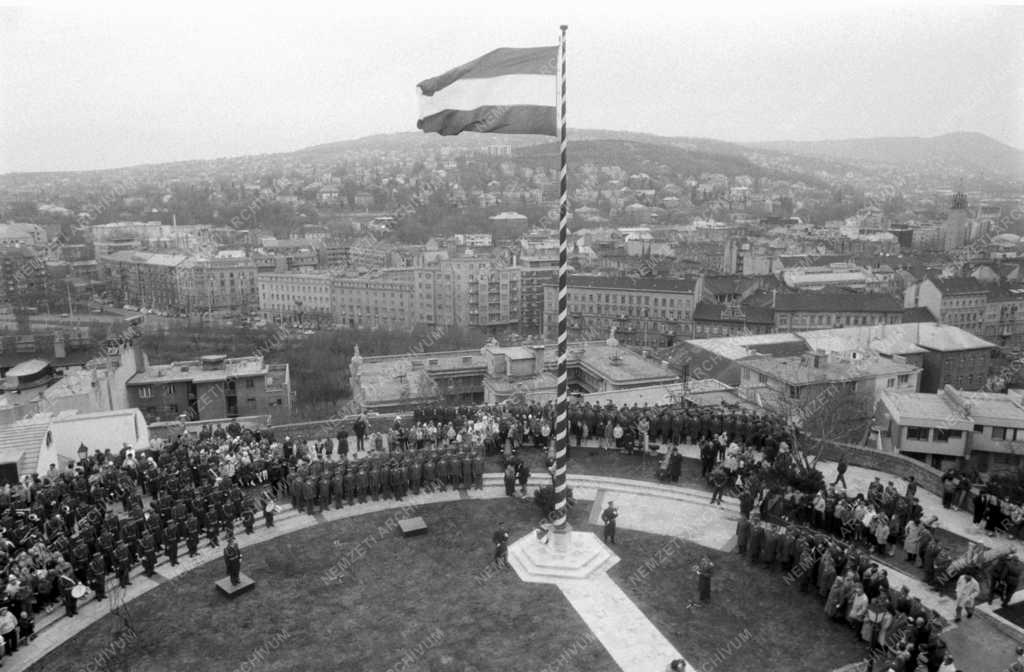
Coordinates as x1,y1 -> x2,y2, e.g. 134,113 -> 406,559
560,275 -> 697,293
0,422 -> 49,477
929,276 -> 987,295
773,292 -> 901,313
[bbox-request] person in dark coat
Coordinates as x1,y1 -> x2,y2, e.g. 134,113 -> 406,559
736,516 -> 751,555
492,523 -> 510,569
602,501 -> 618,545
668,448 -> 683,483
224,535 -> 242,585
696,555 -> 715,604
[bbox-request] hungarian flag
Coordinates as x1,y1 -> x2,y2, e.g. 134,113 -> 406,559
417,46 -> 558,136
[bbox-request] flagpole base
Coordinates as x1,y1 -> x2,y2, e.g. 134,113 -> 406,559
551,522 -> 573,554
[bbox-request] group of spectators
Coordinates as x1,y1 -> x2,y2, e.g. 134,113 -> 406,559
0,422 -> 307,666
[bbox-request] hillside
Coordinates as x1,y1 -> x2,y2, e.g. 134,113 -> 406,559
749,131 -> 1024,178
514,138 -> 829,187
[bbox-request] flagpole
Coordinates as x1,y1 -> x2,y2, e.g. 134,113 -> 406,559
551,24 -> 570,546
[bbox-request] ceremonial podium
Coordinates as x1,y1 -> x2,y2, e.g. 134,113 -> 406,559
215,573 -> 256,597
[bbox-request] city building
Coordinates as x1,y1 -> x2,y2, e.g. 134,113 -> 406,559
412,258 -> 521,330
876,385 -> 1024,473
348,338 -> 679,411
544,274 -> 701,348
737,350 -> 920,422
904,276 -> 987,334
257,271 -> 333,324
0,247 -> 47,307
771,292 -> 903,332
125,354 -> 291,424
981,285 -> 1024,350
332,272 -> 416,330
98,250 -> 189,309
692,301 -> 774,338
178,256 -> 258,314
516,255 -> 558,336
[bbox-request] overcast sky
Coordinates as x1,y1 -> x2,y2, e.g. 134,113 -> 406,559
1,1 -> 1022,173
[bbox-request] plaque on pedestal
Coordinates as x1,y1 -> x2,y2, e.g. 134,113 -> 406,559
215,573 -> 256,597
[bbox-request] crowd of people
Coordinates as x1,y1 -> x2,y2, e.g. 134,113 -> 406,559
0,394 -> 1019,670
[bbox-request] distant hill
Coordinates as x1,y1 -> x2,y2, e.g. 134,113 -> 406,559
748,132 -> 1024,178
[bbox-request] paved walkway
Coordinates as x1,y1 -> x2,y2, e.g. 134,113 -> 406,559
10,468 -> 1019,672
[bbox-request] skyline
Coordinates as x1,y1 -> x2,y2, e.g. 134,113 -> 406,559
1,2 -> 1023,173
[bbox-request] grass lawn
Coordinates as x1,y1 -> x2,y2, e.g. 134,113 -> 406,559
30,497 -> 884,672
610,532 -> 869,672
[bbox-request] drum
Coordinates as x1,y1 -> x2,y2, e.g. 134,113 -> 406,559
71,584 -> 88,599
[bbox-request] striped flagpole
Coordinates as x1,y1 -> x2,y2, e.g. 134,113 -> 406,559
552,24 -> 570,534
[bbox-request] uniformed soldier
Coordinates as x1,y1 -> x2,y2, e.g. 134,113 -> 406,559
113,540 -> 131,588
343,468 -> 356,506
121,518 -> 138,563
408,458 -> 422,496
318,476 -> 331,513
472,452 -> 484,490
207,514 -> 220,548
242,506 -> 255,535
422,455 -> 436,492
164,520 -> 180,566
368,463 -> 381,502
391,462 -> 406,501
224,535 -> 242,586
97,528 -> 115,573
460,452 -> 472,490
88,552 -> 107,600
302,478 -> 317,516
355,466 -> 368,504
139,530 -> 157,577
288,472 -> 302,510
435,454 -> 449,492
381,462 -> 394,500
330,472 -> 344,509
71,540 -> 90,584
602,501 -> 618,544
171,499 -> 187,527
185,513 -> 200,556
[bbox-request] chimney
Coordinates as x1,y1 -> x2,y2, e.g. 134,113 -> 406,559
772,289 -> 777,308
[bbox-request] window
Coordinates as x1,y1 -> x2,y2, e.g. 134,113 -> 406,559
758,374 -> 768,385
138,385 -> 153,399
906,426 -> 930,440
898,374 -> 909,385
993,427 -> 1008,440
788,385 -> 800,399
886,378 -> 895,388
245,378 -> 255,389
934,429 -> 961,442
164,384 -> 175,395
973,424 -> 984,433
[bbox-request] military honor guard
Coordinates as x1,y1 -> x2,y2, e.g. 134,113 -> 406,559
602,501 -> 618,545
492,522 -> 510,569
696,555 -> 715,604
88,552 -> 107,601
224,535 -> 242,586
140,530 -> 157,576
164,520 -> 180,567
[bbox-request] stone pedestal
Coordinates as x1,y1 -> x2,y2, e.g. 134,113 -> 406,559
508,530 -> 618,584
551,523 -> 573,554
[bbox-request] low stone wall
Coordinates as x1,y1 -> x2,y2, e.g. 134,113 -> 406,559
812,440 -> 945,497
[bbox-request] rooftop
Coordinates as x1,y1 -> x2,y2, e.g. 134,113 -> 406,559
772,292 -> 901,313
740,353 -> 918,385
693,301 -> 775,324
880,390 -> 971,427
929,276 -> 987,295
571,343 -> 678,384
128,355 -> 270,385
555,275 -> 697,293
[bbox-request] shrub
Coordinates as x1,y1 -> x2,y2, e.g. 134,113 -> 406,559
533,485 -> 575,514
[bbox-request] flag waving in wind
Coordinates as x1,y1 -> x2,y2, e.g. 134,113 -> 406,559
417,46 -> 558,136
